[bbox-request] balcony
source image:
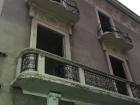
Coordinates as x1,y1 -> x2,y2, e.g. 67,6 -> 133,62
27,0 -> 80,25
97,25 -> 133,51
12,48 -> 140,105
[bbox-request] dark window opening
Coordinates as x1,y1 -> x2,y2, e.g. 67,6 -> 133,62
37,25 -> 63,56
109,56 -> 128,95
37,25 -> 65,77
52,0 -> 61,3
98,12 -> 112,32
59,100 -> 75,105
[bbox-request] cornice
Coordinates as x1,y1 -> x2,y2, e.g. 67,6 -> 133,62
107,0 -> 140,24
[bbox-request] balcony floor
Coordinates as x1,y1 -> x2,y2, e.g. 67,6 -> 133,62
12,71 -> 140,105
27,0 -> 79,24
99,32 -> 133,51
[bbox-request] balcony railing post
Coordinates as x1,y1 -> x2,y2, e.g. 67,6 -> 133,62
79,67 -> 85,85
126,83 -> 134,98
37,54 -> 45,74
16,57 -> 22,77
47,92 -> 61,105
130,84 -> 140,99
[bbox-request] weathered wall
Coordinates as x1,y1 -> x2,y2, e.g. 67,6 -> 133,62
81,0 -> 140,84
114,20 -> 140,83
0,0 -> 31,104
71,0 -> 109,73
13,90 -> 46,105
1,0 -> 140,105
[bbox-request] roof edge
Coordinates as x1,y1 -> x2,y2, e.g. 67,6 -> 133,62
107,0 -> 140,24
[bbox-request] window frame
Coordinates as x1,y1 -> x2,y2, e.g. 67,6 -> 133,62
105,50 -> 134,97
95,8 -> 133,81
105,51 -> 133,81
0,0 -> 4,16
95,7 -> 116,35
30,19 -> 72,60
95,7 -> 134,97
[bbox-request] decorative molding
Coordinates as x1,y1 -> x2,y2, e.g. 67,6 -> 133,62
107,0 -> 140,24
21,53 -> 38,72
29,3 -> 70,34
30,18 -> 72,59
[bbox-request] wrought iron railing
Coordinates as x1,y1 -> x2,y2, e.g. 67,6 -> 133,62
97,24 -> 132,43
18,48 -> 140,99
20,49 -> 79,82
51,0 -> 79,14
130,84 -> 140,98
62,0 -> 79,14
21,53 -> 38,72
84,70 -> 117,92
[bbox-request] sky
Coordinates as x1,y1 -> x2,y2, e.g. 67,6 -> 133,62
118,0 -> 140,16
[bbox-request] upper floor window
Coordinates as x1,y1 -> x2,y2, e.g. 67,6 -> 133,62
30,19 -> 72,77
36,24 -> 65,77
109,55 -> 128,95
37,25 -> 64,57
98,11 -> 112,33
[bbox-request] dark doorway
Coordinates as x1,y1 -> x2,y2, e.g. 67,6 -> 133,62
109,56 -> 128,95
98,12 -> 112,32
37,25 -> 65,78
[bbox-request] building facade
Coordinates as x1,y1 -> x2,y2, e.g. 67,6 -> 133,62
0,0 -> 140,105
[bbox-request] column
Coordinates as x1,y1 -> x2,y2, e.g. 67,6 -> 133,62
47,92 -> 61,105
79,67 -> 85,85
38,54 -> 45,74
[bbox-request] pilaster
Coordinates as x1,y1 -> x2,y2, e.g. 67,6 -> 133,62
47,92 -> 62,105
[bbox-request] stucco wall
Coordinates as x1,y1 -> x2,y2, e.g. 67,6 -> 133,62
71,0 -> 109,73
1,0 -> 140,105
114,20 -> 140,84
81,0 -> 140,84
0,0 -> 31,104
13,90 -> 46,105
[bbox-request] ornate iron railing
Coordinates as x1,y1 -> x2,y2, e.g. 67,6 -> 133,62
18,48 -> 140,99
51,0 -> 79,14
62,0 -> 79,14
20,49 -> 79,82
84,70 -> 117,92
130,84 -> 140,98
97,24 -> 132,43
21,53 -> 38,72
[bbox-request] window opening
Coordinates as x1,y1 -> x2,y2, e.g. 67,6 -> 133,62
98,12 -> 112,32
37,25 -> 65,78
109,56 -> 128,95
51,0 -> 61,3
59,100 -> 75,105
